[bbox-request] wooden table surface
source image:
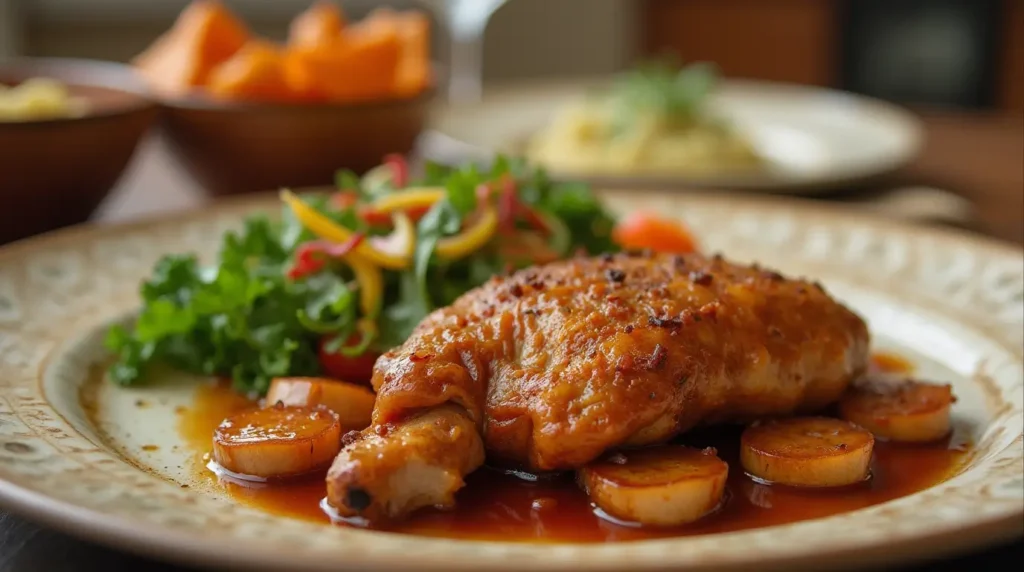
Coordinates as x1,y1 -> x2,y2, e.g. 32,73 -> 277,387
900,111 -> 1023,245
0,110 -> 1021,571
86,112 -> 1024,245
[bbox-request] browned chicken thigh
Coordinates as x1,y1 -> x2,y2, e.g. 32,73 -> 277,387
327,251 -> 870,523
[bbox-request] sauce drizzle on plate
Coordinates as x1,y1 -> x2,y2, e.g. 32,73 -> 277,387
178,353 -> 966,543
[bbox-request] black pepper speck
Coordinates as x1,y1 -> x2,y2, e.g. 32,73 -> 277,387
606,268 -> 626,283
690,271 -> 713,286
648,316 -> 683,329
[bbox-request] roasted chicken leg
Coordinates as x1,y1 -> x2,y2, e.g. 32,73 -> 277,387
327,251 -> 870,522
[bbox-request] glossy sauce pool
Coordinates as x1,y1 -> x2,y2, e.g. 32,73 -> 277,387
178,352 -> 969,542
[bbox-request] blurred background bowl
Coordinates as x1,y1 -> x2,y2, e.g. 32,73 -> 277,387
0,57 -> 158,244
158,91 -> 432,197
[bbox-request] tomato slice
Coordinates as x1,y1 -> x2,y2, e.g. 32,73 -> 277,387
318,335 -> 380,385
612,212 -> 698,254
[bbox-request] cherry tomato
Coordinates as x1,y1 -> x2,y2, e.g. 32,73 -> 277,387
612,212 -> 698,254
318,336 -> 380,385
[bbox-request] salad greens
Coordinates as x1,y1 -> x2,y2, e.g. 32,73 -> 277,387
604,59 -> 719,130
106,156 -> 617,395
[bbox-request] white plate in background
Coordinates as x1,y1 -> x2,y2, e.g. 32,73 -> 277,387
428,78 -> 924,194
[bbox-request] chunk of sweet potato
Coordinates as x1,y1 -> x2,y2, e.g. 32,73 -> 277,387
395,11 -> 432,96
284,20 -> 401,103
207,41 -> 295,102
132,0 -> 249,95
288,1 -> 346,49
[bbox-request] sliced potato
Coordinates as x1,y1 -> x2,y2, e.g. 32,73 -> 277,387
265,377 -> 374,430
213,405 -> 341,479
740,417 -> 874,488
839,378 -> 954,443
578,446 -> 728,526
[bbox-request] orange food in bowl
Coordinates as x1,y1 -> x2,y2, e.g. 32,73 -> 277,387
207,41 -> 294,102
288,1 -> 347,49
132,0 -> 250,96
394,12 -> 432,96
285,18 -> 402,103
134,1 -> 431,104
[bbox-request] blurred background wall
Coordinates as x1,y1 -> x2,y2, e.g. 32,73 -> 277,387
1,0 -> 1020,111
643,0 -> 1023,113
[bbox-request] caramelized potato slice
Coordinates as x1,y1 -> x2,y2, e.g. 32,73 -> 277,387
839,378 -> 955,443
741,417 -> 874,487
578,446 -> 728,526
213,405 -> 341,479
265,377 -> 374,431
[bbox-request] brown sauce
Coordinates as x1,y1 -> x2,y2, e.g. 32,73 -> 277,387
179,353 -> 966,543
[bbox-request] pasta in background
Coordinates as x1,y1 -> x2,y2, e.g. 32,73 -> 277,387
527,62 -> 764,176
0,78 -> 88,122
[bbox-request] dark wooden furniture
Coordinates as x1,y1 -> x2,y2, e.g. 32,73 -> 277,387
641,0 -> 1024,112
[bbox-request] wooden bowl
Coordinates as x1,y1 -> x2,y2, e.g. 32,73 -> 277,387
159,92 -> 432,197
0,58 -> 158,244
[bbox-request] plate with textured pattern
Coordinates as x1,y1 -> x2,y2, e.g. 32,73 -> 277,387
0,190 -> 1021,571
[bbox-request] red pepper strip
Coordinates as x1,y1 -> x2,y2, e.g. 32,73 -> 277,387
496,177 -> 551,237
287,234 -> 365,280
497,176 -> 518,236
359,208 -> 394,227
476,177 -> 551,236
517,201 -> 551,236
359,204 -> 431,227
383,154 -> 409,188
474,176 -> 517,235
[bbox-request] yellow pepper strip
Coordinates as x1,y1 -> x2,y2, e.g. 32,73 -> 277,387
436,206 -> 499,261
369,187 -> 446,214
344,250 -> 383,318
280,190 -> 409,270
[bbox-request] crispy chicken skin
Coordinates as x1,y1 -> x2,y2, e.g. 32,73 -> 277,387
326,251 -> 870,522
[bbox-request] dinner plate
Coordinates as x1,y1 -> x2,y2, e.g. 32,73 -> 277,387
0,191 -> 1021,571
427,78 -> 924,194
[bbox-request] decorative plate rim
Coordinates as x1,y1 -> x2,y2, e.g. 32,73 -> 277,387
0,191 -> 1021,571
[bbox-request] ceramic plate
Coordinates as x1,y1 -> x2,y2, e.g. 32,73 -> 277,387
0,192 -> 1021,571
427,78 -> 924,194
